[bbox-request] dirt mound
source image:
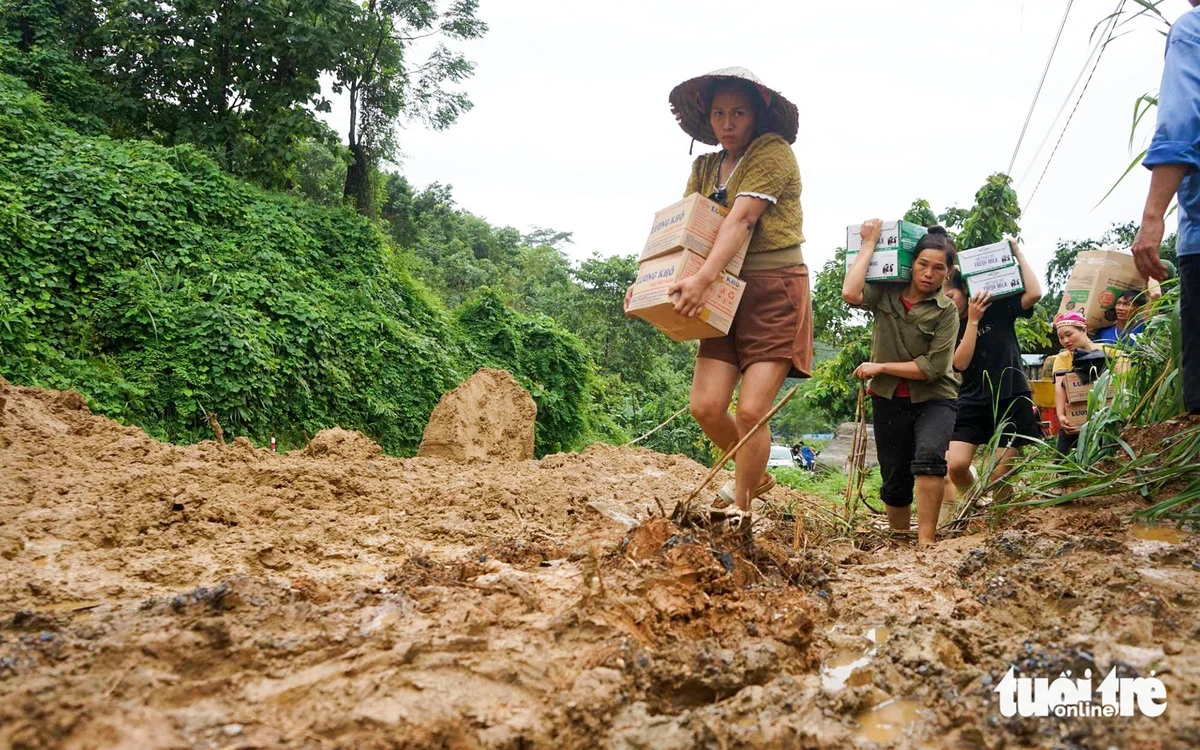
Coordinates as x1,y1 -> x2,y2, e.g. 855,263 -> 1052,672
418,367 -> 537,462
1,375 -> 1199,749
298,427 -> 383,461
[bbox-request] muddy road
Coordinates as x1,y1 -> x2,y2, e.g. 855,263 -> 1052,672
1,378 -> 1197,749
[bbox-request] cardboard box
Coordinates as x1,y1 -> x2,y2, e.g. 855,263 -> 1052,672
640,193 -> 748,276
1057,249 -> 1145,331
845,249 -> 915,282
626,250 -> 745,342
967,264 -> 1025,298
1062,372 -> 1092,404
846,220 -> 928,254
959,239 -> 1017,276
1061,400 -> 1090,429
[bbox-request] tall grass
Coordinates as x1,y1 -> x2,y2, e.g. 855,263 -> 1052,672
996,283 -> 1198,522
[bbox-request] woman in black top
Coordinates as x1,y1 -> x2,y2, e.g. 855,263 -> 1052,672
942,239 -> 1043,507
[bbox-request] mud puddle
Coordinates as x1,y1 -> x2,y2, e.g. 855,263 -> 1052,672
1130,523 -> 1190,544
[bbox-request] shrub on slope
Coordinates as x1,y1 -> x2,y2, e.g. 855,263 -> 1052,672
0,73 -> 461,453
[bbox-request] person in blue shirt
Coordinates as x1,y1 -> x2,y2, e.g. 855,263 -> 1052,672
799,442 -> 816,470
1132,1 -> 1200,414
1093,289 -> 1147,344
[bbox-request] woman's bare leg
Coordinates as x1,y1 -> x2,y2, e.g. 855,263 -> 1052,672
915,475 -> 944,546
689,357 -> 742,456
731,360 -> 792,511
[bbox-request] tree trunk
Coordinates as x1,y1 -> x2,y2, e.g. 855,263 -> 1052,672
344,143 -> 375,217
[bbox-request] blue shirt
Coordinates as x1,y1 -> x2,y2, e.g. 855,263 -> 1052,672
1093,320 -> 1145,344
1145,7 -> 1200,257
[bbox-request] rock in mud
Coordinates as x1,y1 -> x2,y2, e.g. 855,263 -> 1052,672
417,368 -> 536,462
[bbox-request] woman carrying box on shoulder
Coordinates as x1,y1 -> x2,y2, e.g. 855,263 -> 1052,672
625,68 -> 812,521
842,221 -> 960,547
941,243 -> 1043,507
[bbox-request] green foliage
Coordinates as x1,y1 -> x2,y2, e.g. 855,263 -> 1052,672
0,72 -> 468,453
453,287 -> 594,455
947,173 -> 1022,249
904,199 -> 938,228
810,247 -> 858,345
806,242 -> 869,425
292,137 -> 352,206
771,466 -> 883,511
335,0 -> 486,212
804,330 -> 871,425
2,0 -> 487,198
0,0 -> 108,134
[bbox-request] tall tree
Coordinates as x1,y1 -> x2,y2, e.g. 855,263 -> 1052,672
97,0 -> 355,186
335,0 -> 485,214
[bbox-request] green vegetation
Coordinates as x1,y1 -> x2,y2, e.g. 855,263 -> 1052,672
0,73 -> 594,456
1006,284 -> 1197,522
771,466 -> 883,512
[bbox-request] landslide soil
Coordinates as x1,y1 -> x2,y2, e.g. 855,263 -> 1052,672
1,377 -> 1198,749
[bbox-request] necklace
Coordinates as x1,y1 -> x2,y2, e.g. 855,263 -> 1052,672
710,152 -> 741,205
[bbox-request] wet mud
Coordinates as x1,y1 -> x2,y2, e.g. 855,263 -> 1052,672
1,377 -> 1198,749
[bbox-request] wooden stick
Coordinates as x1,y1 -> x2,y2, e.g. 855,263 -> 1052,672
622,405 -> 689,447
678,383 -> 801,516
843,384 -> 867,522
205,412 -> 226,446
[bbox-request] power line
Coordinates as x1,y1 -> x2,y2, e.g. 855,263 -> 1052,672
1022,0 -> 1126,214
1016,12 -> 1109,189
1008,0 -> 1075,176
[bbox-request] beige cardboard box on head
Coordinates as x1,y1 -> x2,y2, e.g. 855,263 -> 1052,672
640,193 -> 749,277
626,250 -> 745,342
1057,249 -> 1145,331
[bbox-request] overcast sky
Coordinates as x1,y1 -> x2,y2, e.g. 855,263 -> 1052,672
320,0 -> 1191,284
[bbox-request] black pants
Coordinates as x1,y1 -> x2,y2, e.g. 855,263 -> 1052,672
872,396 -> 957,508
1056,430 -> 1079,459
1181,254 -> 1199,414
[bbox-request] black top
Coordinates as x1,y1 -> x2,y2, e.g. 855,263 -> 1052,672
954,295 -> 1034,404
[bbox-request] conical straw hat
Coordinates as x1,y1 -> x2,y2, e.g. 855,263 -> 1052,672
669,67 -> 799,146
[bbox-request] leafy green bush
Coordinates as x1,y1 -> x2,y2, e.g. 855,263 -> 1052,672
454,287 -> 595,455
1,72 -> 464,453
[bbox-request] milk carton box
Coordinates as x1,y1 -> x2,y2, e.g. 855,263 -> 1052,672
845,220 -> 927,282
846,220 -> 928,253
959,239 -> 1017,276
967,264 -> 1025,298
845,249 -> 915,282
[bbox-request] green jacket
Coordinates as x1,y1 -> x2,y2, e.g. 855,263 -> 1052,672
858,283 -> 960,402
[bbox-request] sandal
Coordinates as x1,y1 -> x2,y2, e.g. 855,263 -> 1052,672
715,474 -> 777,505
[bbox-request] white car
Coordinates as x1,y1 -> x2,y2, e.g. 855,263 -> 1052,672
767,445 -> 796,468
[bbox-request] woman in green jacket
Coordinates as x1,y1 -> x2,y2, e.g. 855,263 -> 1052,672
842,221 -> 960,546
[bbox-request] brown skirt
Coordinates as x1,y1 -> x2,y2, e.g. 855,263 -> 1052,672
697,265 -> 813,378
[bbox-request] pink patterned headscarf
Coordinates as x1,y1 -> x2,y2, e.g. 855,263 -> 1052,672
1053,310 -> 1087,330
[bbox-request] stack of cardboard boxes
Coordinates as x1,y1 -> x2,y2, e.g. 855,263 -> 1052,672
959,239 -> 1025,298
844,220 -> 927,281
625,193 -> 750,341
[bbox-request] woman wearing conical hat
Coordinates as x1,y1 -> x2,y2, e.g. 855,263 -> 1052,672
630,67 -> 812,523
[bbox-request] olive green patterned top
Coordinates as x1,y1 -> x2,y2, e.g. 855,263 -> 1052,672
858,283 -> 961,402
685,133 -> 804,271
